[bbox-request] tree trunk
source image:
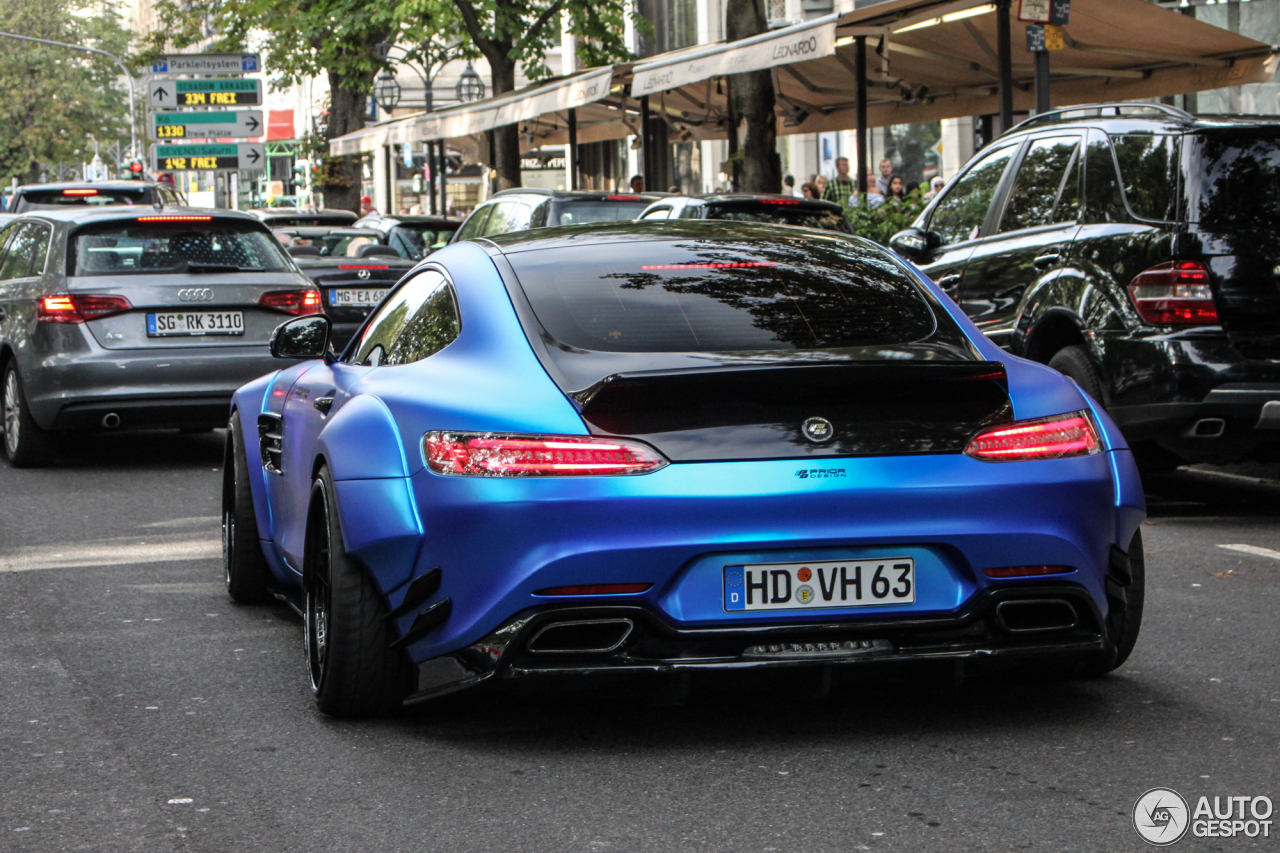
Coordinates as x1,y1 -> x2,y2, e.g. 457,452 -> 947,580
326,70 -> 369,213
488,56 -> 521,190
725,0 -> 780,194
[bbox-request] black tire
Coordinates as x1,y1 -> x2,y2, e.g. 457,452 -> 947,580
305,465 -> 410,718
2,362 -> 57,468
1079,529 -> 1146,677
1048,344 -> 1106,405
222,411 -> 273,604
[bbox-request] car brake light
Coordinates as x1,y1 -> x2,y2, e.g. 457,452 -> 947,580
136,215 -> 213,223
258,289 -> 322,315
642,261 -> 776,270
965,411 -> 1101,462
759,198 -> 800,205
424,432 -> 668,477
983,565 -> 1074,578
1127,261 -> 1218,325
62,188 -> 98,196
534,583 -> 653,596
607,194 -> 639,201
337,265 -> 389,270
37,293 -> 132,324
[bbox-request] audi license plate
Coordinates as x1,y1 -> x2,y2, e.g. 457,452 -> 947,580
146,311 -> 244,336
723,558 -> 915,612
329,289 -> 388,307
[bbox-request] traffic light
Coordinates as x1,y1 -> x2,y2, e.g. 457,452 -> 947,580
293,159 -> 310,191
125,160 -> 145,180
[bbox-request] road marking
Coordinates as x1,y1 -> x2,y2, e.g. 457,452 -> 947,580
1217,543 -> 1280,561
0,537 -> 220,572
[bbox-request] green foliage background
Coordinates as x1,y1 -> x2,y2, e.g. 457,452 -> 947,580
843,192 -> 929,247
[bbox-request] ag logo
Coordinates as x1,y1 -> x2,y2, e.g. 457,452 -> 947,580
801,416 -> 834,444
1133,788 -> 1190,846
357,269 -> 371,280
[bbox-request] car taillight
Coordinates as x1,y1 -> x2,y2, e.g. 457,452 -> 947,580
983,565 -> 1074,578
37,293 -> 132,324
965,411 -> 1101,462
135,215 -> 213,223
759,198 -> 800,205
62,188 -> 98,196
258,289 -> 322,315
337,265 -> 389,270
1127,261 -> 1218,325
607,194 -> 640,201
423,432 -> 668,477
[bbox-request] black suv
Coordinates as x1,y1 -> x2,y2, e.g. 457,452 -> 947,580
891,103 -> 1280,467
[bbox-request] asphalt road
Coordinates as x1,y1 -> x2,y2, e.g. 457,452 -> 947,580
1,432 -> 1277,853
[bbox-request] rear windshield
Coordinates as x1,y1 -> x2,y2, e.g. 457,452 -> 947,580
70,220 -> 291,276
388,223 -> 459,259
17,188 -> 149,211
704,202 -> 853,233
1185,130 -> 1280,232
505,238 -> 936,353
259,214 -> 354,227
549,200 -> 651,226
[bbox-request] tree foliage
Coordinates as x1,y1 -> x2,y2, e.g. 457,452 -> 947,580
844,191 -> 930,247
0,0 -> 135,184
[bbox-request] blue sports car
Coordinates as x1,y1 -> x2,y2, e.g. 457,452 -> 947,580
223,221 -> 1146,718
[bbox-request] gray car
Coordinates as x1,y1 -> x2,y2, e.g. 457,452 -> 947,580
0,207 -> 320,466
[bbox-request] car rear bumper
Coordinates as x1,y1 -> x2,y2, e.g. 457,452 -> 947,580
406,584 -> 1108,703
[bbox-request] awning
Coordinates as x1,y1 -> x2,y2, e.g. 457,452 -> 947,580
327,111 -> 426,156
637,0 -> 1278,139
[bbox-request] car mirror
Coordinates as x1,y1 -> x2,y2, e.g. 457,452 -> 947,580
270,314 -> 331,360
889,227 -> 938,261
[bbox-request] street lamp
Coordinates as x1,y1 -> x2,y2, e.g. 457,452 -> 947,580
374,69 -> 402,112
456,63 -> 485,103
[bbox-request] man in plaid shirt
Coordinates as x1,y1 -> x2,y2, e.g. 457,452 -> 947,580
822,157 -> 858,205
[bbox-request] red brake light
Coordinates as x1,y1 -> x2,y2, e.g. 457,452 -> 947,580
258,289 -> 322,315
534,583 -> 653,596
607,194 -> 640,201
38,294 -> 132,324
424,433 -> 668,477
641,261 -> 777,270
337,265 -> 390,270
759,198 -> 800,205
983,565 -> 1074,578
965,411 -> 1101,462
1128,261 -> 1218,325
63,188 -> 98,196
136,215 -> 213,223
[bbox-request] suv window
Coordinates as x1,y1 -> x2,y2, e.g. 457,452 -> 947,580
69,220 -> 290,275
1082,130 -> 1126,224
1184,130 -> 1280,232
999,136 -> 1080,232
484,201 -> 532,236
353,269 -> 460,365
1112,134 -> 1180,222
455,205 -> 494,242
0,224 -> 43,279
928,144 -> 1016,245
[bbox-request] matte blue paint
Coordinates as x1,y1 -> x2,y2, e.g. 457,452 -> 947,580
233,240 -> 1148,665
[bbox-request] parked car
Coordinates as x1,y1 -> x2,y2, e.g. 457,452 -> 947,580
451,189 -> 671,242
7,181 -> 187,212
292,253 -> 414,350
0,208 -> 320,466
244,208 -> 358,228
891,103 -> 1280,468
273,226 -> 392,258
637,193 -> 854,234
351,213 -> 461,260
223,220 -> 1145,718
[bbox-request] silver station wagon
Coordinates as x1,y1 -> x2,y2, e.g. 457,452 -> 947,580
0,207 -> 320,466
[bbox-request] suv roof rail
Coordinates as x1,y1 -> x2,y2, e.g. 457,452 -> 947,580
1009,102 -> 1193,133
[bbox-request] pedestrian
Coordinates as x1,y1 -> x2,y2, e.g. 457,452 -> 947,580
360,195 -> 374,215
630,175 -> 645,193
905,181 -> 920,197
783,174 -> 798,197
814,175 -> 827,198
924,176 -> 946,200
800,182 -> 819,200
886,175 -> 906,202
822,157 -> 857,204
876,158 -> 894,195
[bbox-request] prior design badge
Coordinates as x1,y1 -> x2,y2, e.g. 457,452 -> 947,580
802,416 -> 835,444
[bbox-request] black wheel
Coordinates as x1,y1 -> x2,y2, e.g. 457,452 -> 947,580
223,411 -> 273,604
305,465 -> 410,718
1079,529 -> 1146,677
2,362 -> 56,468
1048,344 -> 1106,405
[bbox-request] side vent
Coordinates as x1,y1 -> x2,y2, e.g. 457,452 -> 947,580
257,413 -> 283,475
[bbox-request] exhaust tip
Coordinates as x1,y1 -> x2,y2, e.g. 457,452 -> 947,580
101,413 -> 121,429
995,599 -> 1078,634
527,619 -> 633,654
1188,418 -> 1226,438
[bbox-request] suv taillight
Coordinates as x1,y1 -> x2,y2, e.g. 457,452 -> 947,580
37,293 -> 132,324
965,412 -> 1101,462
259,289 -> 321,315
424,432 -> 668,477
1128,261 -> 1218,325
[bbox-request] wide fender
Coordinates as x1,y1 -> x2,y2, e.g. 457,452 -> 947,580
316,394 -> 423,593
230,369 -> 295,582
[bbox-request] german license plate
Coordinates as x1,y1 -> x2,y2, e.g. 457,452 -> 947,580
329,288 -> 387,307
723,558 -> 915,612
146,311 -> 244,336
